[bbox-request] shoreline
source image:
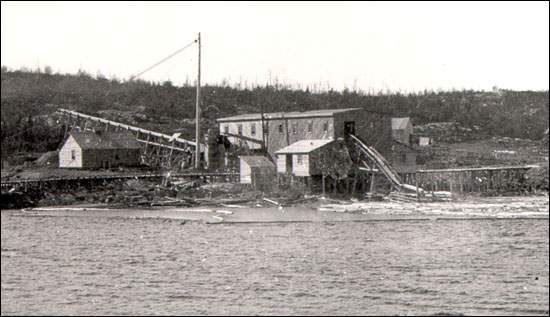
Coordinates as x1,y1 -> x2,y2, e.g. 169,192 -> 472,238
5,195 -> 548,224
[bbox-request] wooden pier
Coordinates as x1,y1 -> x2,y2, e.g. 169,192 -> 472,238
1,172 -> 239,192
401,164 -> 541,194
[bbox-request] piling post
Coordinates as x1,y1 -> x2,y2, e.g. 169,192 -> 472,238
415,172 -> 419,201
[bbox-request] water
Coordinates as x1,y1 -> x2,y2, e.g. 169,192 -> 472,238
1,210 -> 549,315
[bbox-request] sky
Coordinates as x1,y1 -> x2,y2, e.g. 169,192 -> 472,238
1,1 -> 549,92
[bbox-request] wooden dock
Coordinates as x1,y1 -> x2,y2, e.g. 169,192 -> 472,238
1,172 -> 239,191
401,164 -> 541,194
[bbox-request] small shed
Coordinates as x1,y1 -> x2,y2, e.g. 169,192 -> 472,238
59,130 -> 141,169
275,139 -> 335,177
392,117 -> 413,145
239,155 -> 276,190
418,136 -> 432,146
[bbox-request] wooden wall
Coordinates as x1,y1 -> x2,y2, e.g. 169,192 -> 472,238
277,154 -> 287,174
250,166 -> 277,191
240,159 -> 252,184
391,143 -> 417,173
292,154 -> 310,176
336,110 -> 393,158
59,135 -> 83,168
219,120 -> 264,150
266,117 -> 335,157
81,148 -> 141,169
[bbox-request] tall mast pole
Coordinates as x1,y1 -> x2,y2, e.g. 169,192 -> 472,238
260,102 -> 266,153
195,32 -> 201,169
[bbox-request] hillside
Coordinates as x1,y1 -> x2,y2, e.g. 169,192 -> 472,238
1,67 -> 549,160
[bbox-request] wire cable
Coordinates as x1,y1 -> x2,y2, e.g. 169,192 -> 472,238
128,39 -> 197,81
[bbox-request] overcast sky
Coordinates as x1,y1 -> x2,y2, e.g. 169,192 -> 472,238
1,1 -> 549,92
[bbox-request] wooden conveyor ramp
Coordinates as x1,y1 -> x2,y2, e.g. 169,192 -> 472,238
349,134 -> 407,192
57,108 -> 201,151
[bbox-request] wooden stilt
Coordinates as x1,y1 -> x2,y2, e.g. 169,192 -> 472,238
415,172 -> 419,200
322,174 -> 326,196
370,172 -> 375,193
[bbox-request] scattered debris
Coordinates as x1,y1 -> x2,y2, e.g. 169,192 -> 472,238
262,197 -> 280,206
211,215 -> 224,222
219,204 -> 246,208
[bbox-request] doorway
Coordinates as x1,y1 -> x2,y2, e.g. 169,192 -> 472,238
286,154 -> 293,174
344,121 -> 356,135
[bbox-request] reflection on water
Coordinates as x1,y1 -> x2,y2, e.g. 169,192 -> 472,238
1,211 -> 549,315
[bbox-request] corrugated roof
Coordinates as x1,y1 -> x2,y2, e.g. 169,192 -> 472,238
391,117 -> 411,130
275,139 -> 334,154
240,155 -> 275,168
70,131 -> 141,150
217,108 -> 361,122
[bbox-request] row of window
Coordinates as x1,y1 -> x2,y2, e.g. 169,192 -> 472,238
223,123 -> 258,136
278,121 -> 330,134
223,121 -> 330,136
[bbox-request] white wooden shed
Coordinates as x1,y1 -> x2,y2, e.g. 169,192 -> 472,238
239,155 -> 276,189
275,139 -> 334,177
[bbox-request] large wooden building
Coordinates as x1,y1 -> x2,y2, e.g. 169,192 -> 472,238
217,108 -> 393,158
59,131 -> 141,169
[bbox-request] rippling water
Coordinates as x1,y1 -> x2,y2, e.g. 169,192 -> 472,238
1,210 -> 549,315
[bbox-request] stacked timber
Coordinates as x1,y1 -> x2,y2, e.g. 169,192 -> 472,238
422,191 -> 453,202
388,191 -> 418,203
150,196 -> 198,207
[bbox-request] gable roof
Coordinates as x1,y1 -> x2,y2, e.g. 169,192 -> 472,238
275,139 -> 334,154
240,155 -> 275,168
69,131 -> 141,150
391,117 -> 411,130
217,108 -> 360,122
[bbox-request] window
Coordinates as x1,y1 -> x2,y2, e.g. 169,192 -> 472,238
279,123 -> 284,134
307,121 -> 313,133
71,150 -> 76,160
323,121 -> 329,132
292,122 -> 297,134
402,154 -> 407,162
251,123 -> 256,136
297,154 -> 303,165
238,124 -> 243,135
224,125 -> 229,134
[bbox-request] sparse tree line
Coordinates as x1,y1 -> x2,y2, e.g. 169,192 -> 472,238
1,66 -> 548,160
